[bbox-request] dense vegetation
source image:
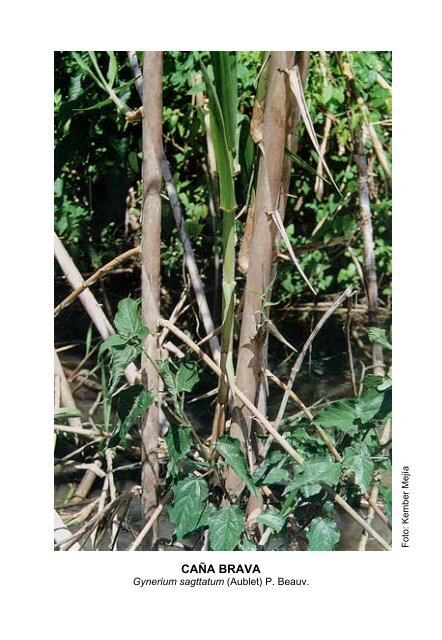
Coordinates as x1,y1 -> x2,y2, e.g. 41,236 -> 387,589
54,51 -> 392,551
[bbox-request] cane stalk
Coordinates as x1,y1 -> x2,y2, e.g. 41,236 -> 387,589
199,53 -> 238,444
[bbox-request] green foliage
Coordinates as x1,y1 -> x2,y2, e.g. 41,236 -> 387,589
367,327 -> 392,351
215,436 -> 257,495
169,476 -> 209,539
114,298 -> 148,341
307,517 -> 341,551
108,385 -> 154,448
256,511 -> 286,533
157,359 -> 200,418
342,444 -> 374,493
284,456 -> 342,498
208,506 -> 245,551
165,424 -> 193,476
314,387 -> 392,434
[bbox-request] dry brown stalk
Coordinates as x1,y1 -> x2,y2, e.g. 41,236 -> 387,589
54,350 -> 82,430
128,489 -> 173,551
227,51 -> 296,497
355,129 -> 385,376
54,247 -> 140,317
127,51 -> 220,363
140,51 -> 163,547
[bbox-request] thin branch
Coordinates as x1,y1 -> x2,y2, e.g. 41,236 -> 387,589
54,247 -> 140,317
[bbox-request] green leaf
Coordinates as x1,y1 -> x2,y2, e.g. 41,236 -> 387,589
114,298 -> 145,339
210,51 -> 238,158
322,500 -> 335,516
379,484 -> 392,520
343,446 -> 374,493
256,511 -> 286,534
165,424 -> 193,476
367,327 -> 392,350
354,389 -> 387,424
208,506 -> 245,551
257,466 -> 289,486
284,457 -> 341,494
108,385 -> 154,447
300,484 -> 323,498
307,517 -> 340,551
106,51 -> 117,88
322,83 -> 333,104
285,148 -> 332,185
241,539 -> 257,551
314,399 -> 359,433
169,476 -> 209,539
156,359 -> 182,416
199,57 -> 236,211
108,342 -> 142,393
71,51 -> 103,88
215,436 -> 257,495
175,361 -> 199,393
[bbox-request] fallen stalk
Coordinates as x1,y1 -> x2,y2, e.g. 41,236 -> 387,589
128,489 -> 173,551
158,317 -> 391,550
54,247 -> 140,317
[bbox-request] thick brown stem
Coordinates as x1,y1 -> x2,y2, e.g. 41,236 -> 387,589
227,52 -> 309,498
140,51 -> 163,548
355,130 -> 385,376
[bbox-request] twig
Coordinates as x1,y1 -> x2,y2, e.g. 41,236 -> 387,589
56,487 -> 140,551
105,449 -> 118,550
266,289 -> 354,454
345,295 -> 358,396
54,350 -> 82,430
128,489 -> 172,551
55,247 -> 140,317
54,510 -> 81,550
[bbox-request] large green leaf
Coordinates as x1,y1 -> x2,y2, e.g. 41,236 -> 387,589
215,436 -> 257,495
169,476 -> 209,539
284,457 -> 342,495
157,359 -> 199,417
208,506 -> 245,551
175,361 -> 199,393
354,389 -> 388,424
314,387 -> 391,433
314,400 -> 359,433
199,58 -> 236,211
165,424 -> 193,476
108,385 -> 154,447
343,446 -> 374,493
307,517 -> 340,550
114,298 -> 147,340
99,334 -> 142,393
109,343 -> 141,393
256,511 -> 286,534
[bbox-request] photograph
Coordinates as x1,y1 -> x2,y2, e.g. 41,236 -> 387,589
54,50 -> 392,552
